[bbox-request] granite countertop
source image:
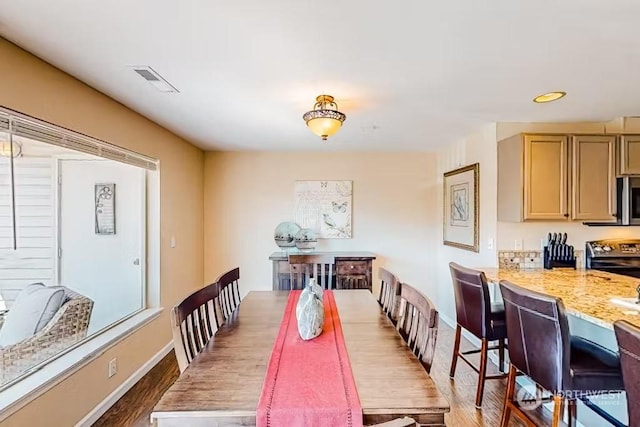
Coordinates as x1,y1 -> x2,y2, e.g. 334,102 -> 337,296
481,268 -> 640,330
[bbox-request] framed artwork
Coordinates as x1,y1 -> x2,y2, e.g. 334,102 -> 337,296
294,180 -> 352,238
443,163 -> 479,252
95,183 -> 116,235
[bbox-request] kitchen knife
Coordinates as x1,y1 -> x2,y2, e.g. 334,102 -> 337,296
548,232 -> 552,246
561,233 -> 567,245
552,233 -> 557,245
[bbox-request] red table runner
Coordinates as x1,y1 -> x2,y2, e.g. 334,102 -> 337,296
257,290 -> 363,427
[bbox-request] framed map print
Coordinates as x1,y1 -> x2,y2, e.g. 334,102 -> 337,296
443,163 -> 479,252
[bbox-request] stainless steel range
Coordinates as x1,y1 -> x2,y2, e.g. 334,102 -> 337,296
586,239 -> 640,278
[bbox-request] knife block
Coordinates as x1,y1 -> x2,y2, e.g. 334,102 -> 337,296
543,246 -> 576,270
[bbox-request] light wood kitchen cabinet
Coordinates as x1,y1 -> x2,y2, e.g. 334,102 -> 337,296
498,134 -> 569,221
620,135 -> 640,174
498,133 -> 617,222
571,135 -> 616,221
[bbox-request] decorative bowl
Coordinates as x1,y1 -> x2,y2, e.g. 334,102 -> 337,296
274,222 -> 301,249
295,228 -> 317,252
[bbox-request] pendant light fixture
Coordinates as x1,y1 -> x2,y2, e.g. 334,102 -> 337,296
302,95 -> 346,140
0,140 -> 22,158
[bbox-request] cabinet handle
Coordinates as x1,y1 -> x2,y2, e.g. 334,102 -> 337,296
564,213 -> 569,218
350,265 -> 354,269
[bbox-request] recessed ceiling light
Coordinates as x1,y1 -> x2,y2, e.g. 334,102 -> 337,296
533,91 -> 566,103
130,66 -> 179,93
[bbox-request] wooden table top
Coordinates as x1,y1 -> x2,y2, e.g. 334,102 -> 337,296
152,290 -> 450,426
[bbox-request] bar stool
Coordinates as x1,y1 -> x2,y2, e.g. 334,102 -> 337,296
448,262 -> 507,408
614,320 -> 640,427
499,280 -> 624,427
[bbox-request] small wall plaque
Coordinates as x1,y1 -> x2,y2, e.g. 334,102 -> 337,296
95,183 -> 116,235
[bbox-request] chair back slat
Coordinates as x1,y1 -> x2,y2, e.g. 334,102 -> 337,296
171,281 -> 223,372
216,267 -> 242,323
202,301 -> 214,340
378,268 -> 401,323
288,254 -> 336,290
396,282 -> 438,373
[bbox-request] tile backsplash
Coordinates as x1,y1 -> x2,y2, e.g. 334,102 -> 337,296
498,250 -> 584,270
498,251 -> 542,270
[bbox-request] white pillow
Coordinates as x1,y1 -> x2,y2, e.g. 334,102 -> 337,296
11,283 -> 45,306
0,285 -> 66,347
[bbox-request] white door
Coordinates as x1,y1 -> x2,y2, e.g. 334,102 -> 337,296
58,159 -> 145,334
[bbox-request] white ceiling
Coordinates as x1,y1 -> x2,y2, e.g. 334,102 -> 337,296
1,0 -> 640,151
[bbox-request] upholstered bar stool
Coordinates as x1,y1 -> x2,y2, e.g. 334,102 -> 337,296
614,320 -> 640,427
499,281 -> 624,427
448,262 -> 507,408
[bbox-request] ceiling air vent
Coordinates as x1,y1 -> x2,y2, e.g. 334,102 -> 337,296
131,66 -> 179,93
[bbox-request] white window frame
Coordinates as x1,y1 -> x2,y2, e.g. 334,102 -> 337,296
0,107 -> 163,420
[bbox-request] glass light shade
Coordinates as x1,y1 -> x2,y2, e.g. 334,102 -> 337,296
0,140 -> 22,158
306,117 -> 343,140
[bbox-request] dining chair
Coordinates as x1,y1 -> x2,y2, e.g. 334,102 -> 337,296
288,254 -> 336,290
396,282 -> 438,374
499,280 -> 624,427
378,267 -> 401,324
448,262 -> 507,408
216,267 -> 241,323
614,320 -> 640,427
170,282 -> 223,372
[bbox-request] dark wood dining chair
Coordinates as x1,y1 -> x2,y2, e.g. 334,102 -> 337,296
171,282 -> 223,372
378,267 -> 401,324
448,262 -> 507,408
288,254 -> 335,290
614,320 -> 640,427
216,267 -> 241,323
396,282 -> 438,374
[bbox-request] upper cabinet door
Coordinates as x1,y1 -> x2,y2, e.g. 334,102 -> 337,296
523,135 -> 569,220
620,135 -> 640,175
571,135 -> 616,221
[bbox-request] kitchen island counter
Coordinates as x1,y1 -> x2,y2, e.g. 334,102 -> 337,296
481,268 -> 640,330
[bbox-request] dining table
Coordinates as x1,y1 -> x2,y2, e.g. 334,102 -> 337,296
151,289 -> 450,426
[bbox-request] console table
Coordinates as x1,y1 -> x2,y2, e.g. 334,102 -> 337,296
269,251 -> 376,291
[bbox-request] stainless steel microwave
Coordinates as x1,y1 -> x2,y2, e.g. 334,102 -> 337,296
617,176 -> 640,225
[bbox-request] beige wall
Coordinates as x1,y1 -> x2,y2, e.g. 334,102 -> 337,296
435,124 -> 499,322
496,122 -> 639,259
204,152 -> 438,297
0,38 -> 204,425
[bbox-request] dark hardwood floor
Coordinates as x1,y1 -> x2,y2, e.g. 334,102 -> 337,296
96,322 -> 554,426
